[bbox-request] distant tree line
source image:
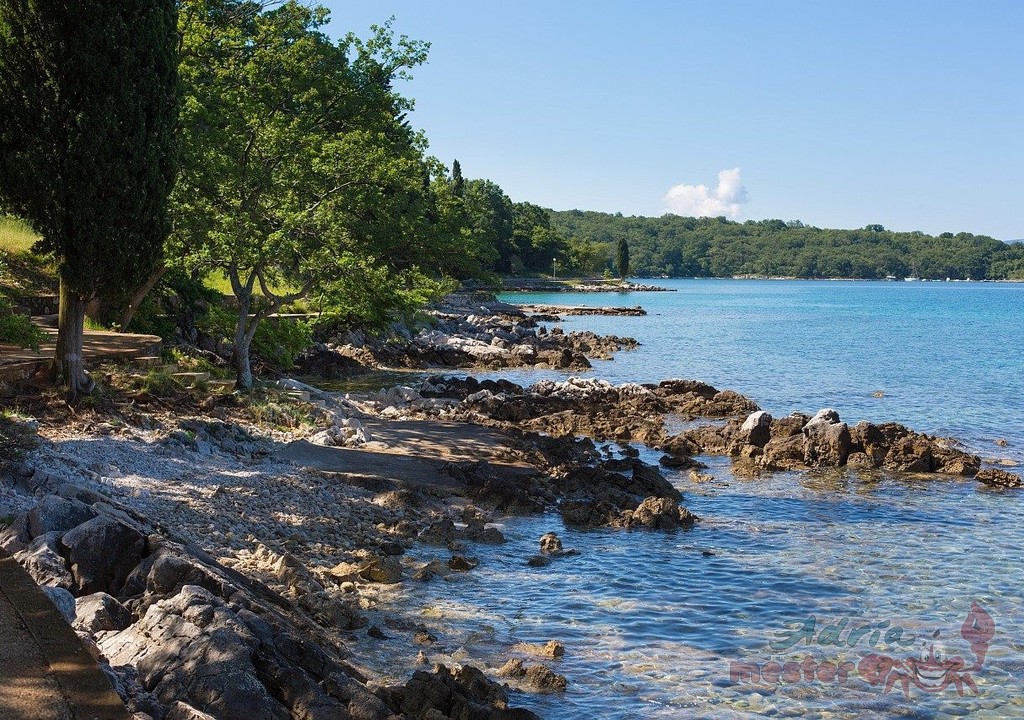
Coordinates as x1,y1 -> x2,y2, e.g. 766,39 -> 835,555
543,211 -> 1024,281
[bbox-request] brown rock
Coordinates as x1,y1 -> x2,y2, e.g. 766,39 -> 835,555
976,468 -> 1023,488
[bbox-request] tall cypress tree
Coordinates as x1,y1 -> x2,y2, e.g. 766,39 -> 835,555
0,0 -> 178,397
617,237 -> 630,280
451,159 -> 465,198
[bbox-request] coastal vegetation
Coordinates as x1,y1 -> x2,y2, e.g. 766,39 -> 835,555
2,0 -> 1023,395
0,0 -> 179,396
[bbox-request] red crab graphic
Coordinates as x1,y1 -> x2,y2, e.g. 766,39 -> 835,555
858,603 -> 995,699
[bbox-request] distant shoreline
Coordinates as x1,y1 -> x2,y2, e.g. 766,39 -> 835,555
493,275 -> 1024,292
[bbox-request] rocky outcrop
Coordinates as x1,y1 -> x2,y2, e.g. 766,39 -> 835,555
517,304 -> 647,317
496,658 -> 568,692
409,376 -> 758,448
378,663 -> 541,719
304,293 -> 638,373
1,488 -> 538,720
676,409 -> 983,478
975,468 -> 1023,488
613,496 -> 697,530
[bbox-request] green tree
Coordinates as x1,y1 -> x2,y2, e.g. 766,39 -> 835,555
617,237 -> 630,280
451,158 -> 465,198
0,0 -> 178,396
461,178 -> 512,272
173,0 -> 429,388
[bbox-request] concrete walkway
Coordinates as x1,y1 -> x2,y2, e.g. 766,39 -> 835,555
0,550 -> 129,720
0,329 -> 161,381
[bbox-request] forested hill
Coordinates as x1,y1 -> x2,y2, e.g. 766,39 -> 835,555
548,210 -> 1024,280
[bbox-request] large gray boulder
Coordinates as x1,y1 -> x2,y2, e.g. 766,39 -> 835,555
75,592 -> 134,633
61,515 -> 146,595
26,494 -> 97,538
102,584 -> 291,720
739,410 -> 773,447
802,410 -> 851,467
14,531 -> 75,590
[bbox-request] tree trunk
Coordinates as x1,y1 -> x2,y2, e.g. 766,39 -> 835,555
52,280 -> 94,399
232,296 -> 254,390
119,261 -> 167,331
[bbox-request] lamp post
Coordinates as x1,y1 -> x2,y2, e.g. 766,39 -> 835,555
552,258 -> 557,280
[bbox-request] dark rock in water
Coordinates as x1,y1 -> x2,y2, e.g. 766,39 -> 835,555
418,518 -> 458,547
360,555 -> 403,584
539,532 -> 563,555
850,421 -> 981,475
526,555 -> 551,568
448,555 -> 478,572
465,518 -> 507,544
445,460 -> 546,515
684,407 -> 982,480
976,468 -> 1023,488
659,453 -> 699,468
559,495 -> 620,529
384,663 -> 540,720
614,496 -> 697,530
497,658 -> 569,692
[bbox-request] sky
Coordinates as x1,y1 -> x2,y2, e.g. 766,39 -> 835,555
319,1 -> 1023,240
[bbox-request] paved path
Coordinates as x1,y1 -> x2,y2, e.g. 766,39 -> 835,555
0,329 -> 161,381
0,550 -> 129,720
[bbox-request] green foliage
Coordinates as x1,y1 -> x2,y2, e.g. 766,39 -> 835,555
616,237 -> 630,280
130,268 -> 221,342
549,211 -> 1021,280
0,0 -> 179,301
0,295 -> 44,349
133,369 -> 179,397
451,159 -> 465,198
172,0 -> 433,387
314,260 -> 457,333
245,391 -> 319,430
252,318 -> 313,370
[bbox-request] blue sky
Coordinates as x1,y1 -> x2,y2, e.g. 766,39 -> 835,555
320,1 -> 1023,240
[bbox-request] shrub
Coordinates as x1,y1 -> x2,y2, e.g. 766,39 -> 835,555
253,317 -> 313,370
0,295 -> 44,350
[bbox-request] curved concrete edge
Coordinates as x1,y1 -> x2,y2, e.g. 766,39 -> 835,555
0,549 -> 130,720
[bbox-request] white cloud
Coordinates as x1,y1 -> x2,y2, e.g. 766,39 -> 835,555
663,168 -> 748,219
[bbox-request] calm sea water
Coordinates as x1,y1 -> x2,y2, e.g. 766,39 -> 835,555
369,280 -> 1024,719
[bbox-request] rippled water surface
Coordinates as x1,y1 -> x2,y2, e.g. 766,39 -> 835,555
375,280 -> 1024,718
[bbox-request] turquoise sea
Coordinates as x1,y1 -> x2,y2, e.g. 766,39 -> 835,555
379,280 -> 1024,719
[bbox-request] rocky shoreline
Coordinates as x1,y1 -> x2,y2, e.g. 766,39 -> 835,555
2,294 -> 1022,719
488,279 -> 673,293
297,292 -> 638,376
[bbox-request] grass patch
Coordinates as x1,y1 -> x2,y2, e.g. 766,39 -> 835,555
245,389 -> 319,431
0,409 -> 39,462
0,216 -> 38,253
132,369 -> 181,397
204,270 -> 301,298
0,216 -> 56,296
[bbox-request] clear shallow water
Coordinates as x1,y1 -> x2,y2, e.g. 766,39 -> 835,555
496,279 -> 1024,465
370,280 -> 1024,718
